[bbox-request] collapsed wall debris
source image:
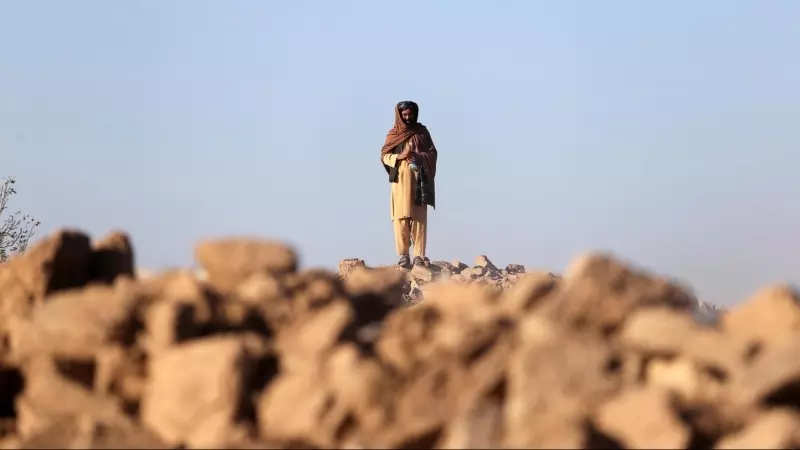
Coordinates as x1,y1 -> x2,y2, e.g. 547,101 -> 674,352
0,229 -> 795,449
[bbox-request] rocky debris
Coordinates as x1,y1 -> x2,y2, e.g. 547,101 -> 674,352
336,258 -> 365,280
141,335 -> 265,448
449,260 -> 468,273
722,285 -> 800,344
505,263 -> 525,274
595,386 -> 690,448
0,228 -> 795,448
353,255 -> 535,303
0,231 -> 91,326
473,255 -> 498,271
88,231 -> 135,285
195,239 -> 297,292
716,409 -> 800,448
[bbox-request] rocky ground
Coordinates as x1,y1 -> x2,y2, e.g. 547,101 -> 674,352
0,228 -> 795,448
338,255 -> 547,305
339,255 -> 724,321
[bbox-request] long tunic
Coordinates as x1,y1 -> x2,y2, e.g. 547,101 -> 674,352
381,141 -> 427,222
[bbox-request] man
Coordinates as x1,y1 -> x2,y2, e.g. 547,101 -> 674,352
380,101 -> 438,268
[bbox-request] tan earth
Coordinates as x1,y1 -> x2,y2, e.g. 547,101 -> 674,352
0,228 -> 796,448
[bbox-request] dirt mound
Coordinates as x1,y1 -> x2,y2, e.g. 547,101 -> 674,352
0,229 -> 794,448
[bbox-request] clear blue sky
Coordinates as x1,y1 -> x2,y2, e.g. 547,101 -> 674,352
2,0 -> 798,306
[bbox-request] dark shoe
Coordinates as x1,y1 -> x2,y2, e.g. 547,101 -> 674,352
397,254 -> 411,268
412,256 -> 426,266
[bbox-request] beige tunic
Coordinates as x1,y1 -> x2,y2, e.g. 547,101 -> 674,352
381,145 -> 428,221
382,140 -> 429,257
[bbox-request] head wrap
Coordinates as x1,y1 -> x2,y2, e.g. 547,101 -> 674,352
381,101 -> 428,156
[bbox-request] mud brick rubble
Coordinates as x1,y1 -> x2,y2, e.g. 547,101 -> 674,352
0,229 -> 798,448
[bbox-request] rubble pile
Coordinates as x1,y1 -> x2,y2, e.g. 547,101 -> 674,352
0,229 -> 795,449
338,255 -> 555,305
338,255 -> 723,322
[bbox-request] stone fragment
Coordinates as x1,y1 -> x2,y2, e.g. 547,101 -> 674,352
646,358 -> 701,400
89,231 -> 135,284
682,329 -> 752,380
722,285 -> 800,344
337,258 -> 365,279
276,300 -> 352,372
256,346 -> 391,449
450,260 -> 469,273
257,368 -> 333,447
410,264 -> 435,283
195,239 -> 297,291
716,409 -> 800,449
734,335 -> 800,406
8,283 -> 138,362
0,230 -> 91,326
618,307 -> 701,357
461,267 -> 486,280
16,357 -> 132,439
505,263 -> 525,274
505,334 -> 622,447
141,336 -> 261,448
474,255 -> 498,271
542,253 -> 697,335
17,419 -> 168,449
500,271 -> 559,314
595,387 -> 690,449
439,399 -> 503,449
430,260 -> 456,273
138,272 -> 215,354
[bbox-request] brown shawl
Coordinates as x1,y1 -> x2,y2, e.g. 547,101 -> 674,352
380,103 -> 438,179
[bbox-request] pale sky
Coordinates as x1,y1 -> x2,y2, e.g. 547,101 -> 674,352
2,0 -> 799,306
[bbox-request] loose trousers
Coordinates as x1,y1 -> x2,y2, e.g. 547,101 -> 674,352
393,208 -> 427,257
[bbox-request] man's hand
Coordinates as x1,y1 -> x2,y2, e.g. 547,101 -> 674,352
397,146 -> 412,161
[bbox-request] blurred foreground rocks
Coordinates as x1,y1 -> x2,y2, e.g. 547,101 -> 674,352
5,228 -> 798,449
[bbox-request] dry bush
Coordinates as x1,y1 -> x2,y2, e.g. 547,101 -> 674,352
0,177 -> 39,262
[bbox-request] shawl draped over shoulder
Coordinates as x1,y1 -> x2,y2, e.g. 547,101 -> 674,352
380,102 -> 438,182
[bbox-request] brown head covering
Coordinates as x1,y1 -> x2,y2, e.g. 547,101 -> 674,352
380,101 -> 438,178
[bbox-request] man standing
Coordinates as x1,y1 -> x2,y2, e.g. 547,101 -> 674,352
380,101 -> 438,268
